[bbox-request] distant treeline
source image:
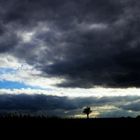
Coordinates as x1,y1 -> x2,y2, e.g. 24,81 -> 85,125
0,113 -> 139,120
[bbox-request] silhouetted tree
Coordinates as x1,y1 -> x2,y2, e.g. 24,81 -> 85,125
83,107 -> 92,119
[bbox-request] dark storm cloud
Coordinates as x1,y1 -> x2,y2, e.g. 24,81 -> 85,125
0,94 -> 75,111
1,0 -> 123,24
0,94 -> 139,117
1,0 -> 140,88
0,30 -> 18,52
0,94 -> 121,111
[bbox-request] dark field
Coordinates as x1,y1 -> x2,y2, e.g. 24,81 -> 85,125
0,116 -> 140,139
0,117 -> 138,129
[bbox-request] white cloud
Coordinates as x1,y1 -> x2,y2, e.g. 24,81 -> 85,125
0,54 -> 21,69
53,87 -> 140,97
1,86 -> 140,98
0,54 -> 64,89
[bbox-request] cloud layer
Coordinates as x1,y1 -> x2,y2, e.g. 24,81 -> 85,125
0,0 -> 140,88
0,94 -> 139,118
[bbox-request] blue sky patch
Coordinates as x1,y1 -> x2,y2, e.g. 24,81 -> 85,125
0,67 -> 17,74
0,80 -> 44,89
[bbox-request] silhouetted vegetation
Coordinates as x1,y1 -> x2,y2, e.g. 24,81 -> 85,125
83,106 -> 92,119
0,113 -> 139,129
0,113 -> 139,136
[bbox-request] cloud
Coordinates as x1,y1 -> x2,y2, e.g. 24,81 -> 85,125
0,54 -> 64,89
98,109 -> 138,118
0,93 -> 139,117
0,0 -> 140,88
120,99 -> 140,111
1,87 -> 140,98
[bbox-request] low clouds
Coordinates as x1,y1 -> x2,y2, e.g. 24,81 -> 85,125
120,100 -> 140,111
0,94 -> 139,118
0,0 -> 140,88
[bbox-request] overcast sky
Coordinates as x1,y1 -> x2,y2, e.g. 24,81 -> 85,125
0,0 -> 140,118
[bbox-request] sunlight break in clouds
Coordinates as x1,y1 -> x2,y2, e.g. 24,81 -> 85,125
1,87 -> 140,98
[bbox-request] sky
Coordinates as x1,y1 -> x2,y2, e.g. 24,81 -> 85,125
1,0 -> 140,118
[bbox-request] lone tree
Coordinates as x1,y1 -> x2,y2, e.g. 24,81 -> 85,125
83,106 -> 92,119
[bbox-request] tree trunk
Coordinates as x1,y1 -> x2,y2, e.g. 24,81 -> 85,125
87,114 -> 89,119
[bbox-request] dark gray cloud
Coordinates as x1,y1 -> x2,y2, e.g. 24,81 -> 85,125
120,100 -> 140,111
0,94 -> 139,117
0,0 -> 140,88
